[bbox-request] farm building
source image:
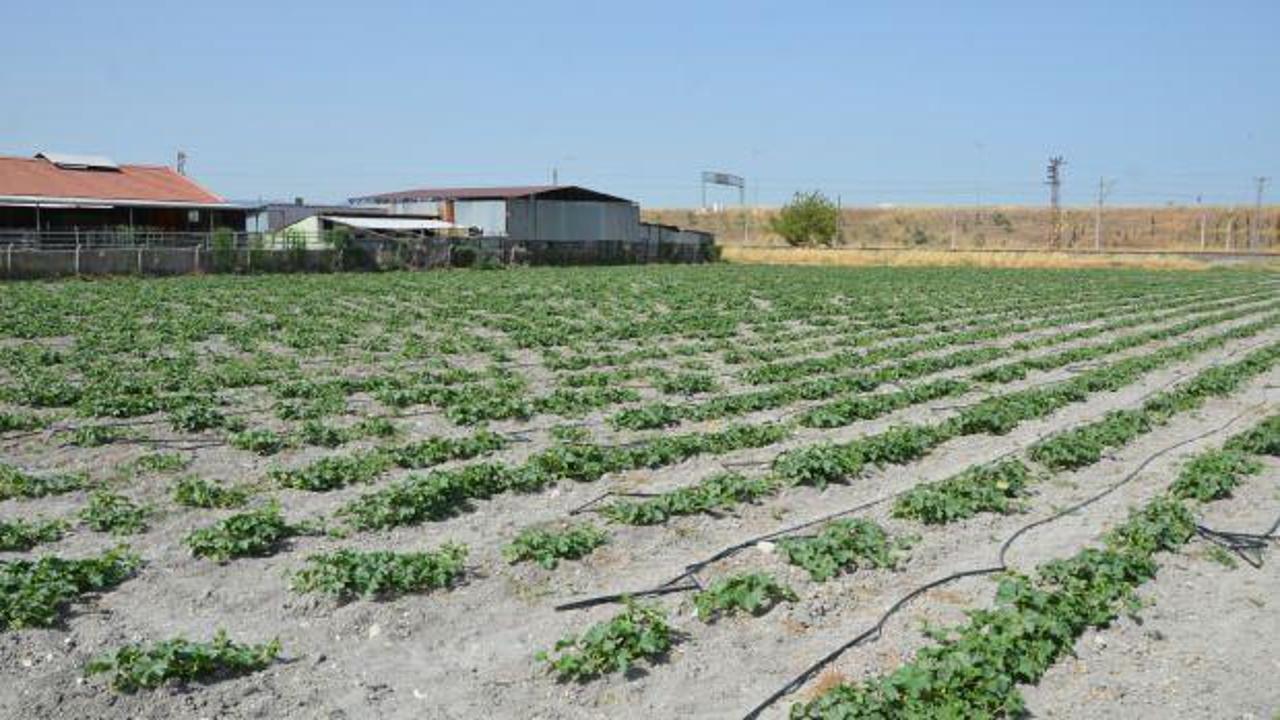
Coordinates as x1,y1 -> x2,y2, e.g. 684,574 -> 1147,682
269,211 -> 464,249
0,153 -> 245,243
348,185 -> 642,243
243,200 -> 382,234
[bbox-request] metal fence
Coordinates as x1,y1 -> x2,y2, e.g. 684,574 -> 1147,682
0,230 -> 717,280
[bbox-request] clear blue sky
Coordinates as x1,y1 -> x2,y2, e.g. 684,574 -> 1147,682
3,1 -> 1277,207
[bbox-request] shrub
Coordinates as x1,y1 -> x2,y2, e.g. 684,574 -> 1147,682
770,191 -> 839,247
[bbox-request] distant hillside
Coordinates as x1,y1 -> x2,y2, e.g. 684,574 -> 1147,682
644,206 -> 1280,252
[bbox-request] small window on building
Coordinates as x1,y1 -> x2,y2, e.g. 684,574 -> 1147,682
188,210 -> 201,223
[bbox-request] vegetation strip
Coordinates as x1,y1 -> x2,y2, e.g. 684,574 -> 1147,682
0,547 -> 141,631
787,414 -> 1279,719
291,544 -> 468,600
85,629 -> 281,693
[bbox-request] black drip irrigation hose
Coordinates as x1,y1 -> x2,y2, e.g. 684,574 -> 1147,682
567,490 -> 662,516
1195,515 -> 1280,569
740,406 -> 1263,720
555,437 -> 1036,614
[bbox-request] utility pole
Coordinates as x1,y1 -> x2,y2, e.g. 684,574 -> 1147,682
1046,156 -> 1065,247
1196,195 -> 1207,250
1094,177 -> 1114,251
974,141 -> 985,216
1252,176 -> 1269,249
836,194 -> 843,244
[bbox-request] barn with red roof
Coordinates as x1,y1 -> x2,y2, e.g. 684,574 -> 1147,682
0,152 -> 245,242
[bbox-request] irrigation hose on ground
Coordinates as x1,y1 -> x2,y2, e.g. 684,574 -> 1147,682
550,402 -> 1269,718
742,406 -> 1267,720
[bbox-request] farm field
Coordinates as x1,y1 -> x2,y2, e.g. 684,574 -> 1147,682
1,264 -> 1278,719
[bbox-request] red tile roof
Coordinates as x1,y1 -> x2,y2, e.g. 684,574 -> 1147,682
0,155 -> 227,205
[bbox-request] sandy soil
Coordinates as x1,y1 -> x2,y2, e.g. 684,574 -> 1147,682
0,300 -> 1277,720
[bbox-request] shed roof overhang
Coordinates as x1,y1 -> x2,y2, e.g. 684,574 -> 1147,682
0,195 -> 243,210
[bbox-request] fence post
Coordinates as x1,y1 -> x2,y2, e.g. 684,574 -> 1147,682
74,241 -> 81,276
194,244 -> 200,273
5,244 -> 10,278
137,247 -> 143,274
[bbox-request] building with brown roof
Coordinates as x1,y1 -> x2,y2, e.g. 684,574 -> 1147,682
348,185 -> 640,242
0,152 -> 245,243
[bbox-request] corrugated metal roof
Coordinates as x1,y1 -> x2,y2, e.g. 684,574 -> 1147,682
325,215 -> 458,231
350,185 -> 632,204
0,155 -> 227,205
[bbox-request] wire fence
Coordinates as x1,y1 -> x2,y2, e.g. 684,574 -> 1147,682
0,230 -> 717,280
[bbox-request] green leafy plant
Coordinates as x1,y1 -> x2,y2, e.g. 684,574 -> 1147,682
0,547 -> 141,630
291,544 -> 468,600
0,518 -> 66,551
537,599 -> 677,680
133,452 -> 191,474
778,519 -> 907,582
892,460 -> 1033,524
790,491 -> 1205,718
295,419 -> 349,448
184,503 -> 297,562
80,491 -> 151,535
1224,414 -> 1280,456
656,372 -> 718,396
67,424 -> 124,447
172,476 -> 251,509
0,411 -> 47,432
270,450 -> 392,492
692,572 -> 797,621
602,472 -> 777,525
230,428 -> 286,456
503,523 -> 608,569
85,629 -> 281,692
1169,449 -> 1261,502
0,463 -> 85,501
168,402 -> 226,432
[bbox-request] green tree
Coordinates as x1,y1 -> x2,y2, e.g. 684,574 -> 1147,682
770,191 -> 839,247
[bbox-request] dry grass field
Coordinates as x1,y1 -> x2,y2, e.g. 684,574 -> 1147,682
646,205 -> 1280,253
